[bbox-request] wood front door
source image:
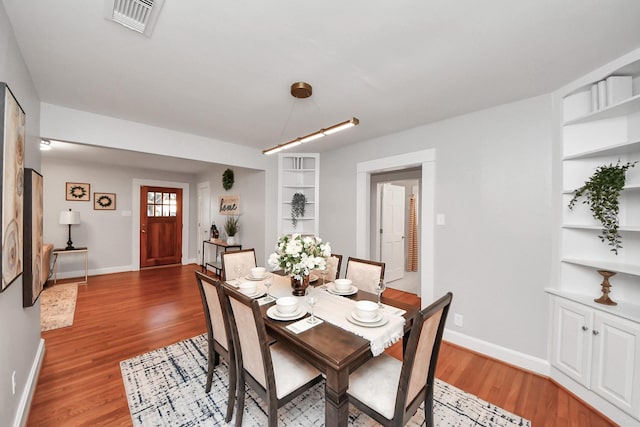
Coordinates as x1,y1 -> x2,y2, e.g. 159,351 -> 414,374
140,186 -> 182,268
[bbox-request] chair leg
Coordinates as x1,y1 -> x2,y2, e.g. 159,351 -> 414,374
213,350 -> 220,367
225,355 -> 237,422
424,385 -> 434,426
205,358 -> 214,393
235,372 -> 245,427
268,398 -> 278,427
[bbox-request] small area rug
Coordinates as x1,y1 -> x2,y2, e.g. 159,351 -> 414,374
40,283 -> 78,331
121,334 -> 531,426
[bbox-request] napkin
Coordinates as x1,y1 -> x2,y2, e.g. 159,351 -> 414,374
286,317 -> 324,334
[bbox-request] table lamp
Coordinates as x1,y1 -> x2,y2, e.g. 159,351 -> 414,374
59,209 -> 80,250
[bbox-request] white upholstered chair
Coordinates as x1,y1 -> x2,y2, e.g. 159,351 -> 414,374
221,248 -> 256,281
347,292 -> 452,427
345,256 -> 385,293
222,285 -> 323,427
311,253 -> 343,282
194,271 -> 236,422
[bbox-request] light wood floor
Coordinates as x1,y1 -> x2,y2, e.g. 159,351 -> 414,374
28,264 -> 615,426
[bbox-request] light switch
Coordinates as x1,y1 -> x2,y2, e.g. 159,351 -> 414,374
436,214 -> 445,225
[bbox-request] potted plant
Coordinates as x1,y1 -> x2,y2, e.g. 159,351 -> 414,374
224,215 -> 239,245
291,192 -> 306,227
568,160 -> 637,254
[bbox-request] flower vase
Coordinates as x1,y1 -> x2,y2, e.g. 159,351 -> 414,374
227,236 -> 235,245
290,274 -> 310,296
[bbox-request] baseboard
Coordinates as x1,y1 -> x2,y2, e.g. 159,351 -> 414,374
55,265 -> 132,280
13,338 -> 45,427
443,329 -> 550,376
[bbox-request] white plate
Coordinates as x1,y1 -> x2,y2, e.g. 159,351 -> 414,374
241,290 -> 265,299
267,306 -> 306,321
346,312 -> 389,328
245,272 -> 272,281
326,284 -> 358,296
351,310 -> 383,323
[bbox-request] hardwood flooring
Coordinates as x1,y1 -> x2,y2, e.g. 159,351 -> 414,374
27,264 -> 615,426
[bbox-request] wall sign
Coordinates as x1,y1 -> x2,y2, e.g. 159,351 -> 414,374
219,195 -> 239,215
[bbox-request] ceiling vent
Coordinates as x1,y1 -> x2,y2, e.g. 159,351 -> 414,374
104,0 -> 165,37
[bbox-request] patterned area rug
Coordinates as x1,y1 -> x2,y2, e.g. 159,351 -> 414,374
40,283 -> 78,331
121,335 -> 530,426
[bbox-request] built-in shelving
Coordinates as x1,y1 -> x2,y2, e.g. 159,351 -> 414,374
277,153 -> 320,237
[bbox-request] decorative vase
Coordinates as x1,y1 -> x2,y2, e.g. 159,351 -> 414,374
290,274 -> 310,296
227,236 -> 236,245
594,270 -> 617,306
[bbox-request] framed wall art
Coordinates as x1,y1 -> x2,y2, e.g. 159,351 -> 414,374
219,195 -> 239,215
94,192 -> 116,210
66,182 -> 90,201
23,169 -> 43,307
1,82 -> 25,292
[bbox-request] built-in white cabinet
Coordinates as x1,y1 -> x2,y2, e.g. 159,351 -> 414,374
277,153 -> 319,237
551,295 -> 640,419
551,49 -> 640,424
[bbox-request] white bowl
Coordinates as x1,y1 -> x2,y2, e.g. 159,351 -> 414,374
238,281 -> 257,296
355,300 -> 379,320
334,278 -> 353,292
251,267 -> 266,278
276,296 -> 298,315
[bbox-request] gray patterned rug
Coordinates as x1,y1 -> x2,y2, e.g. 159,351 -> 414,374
120,334 -> 531,426
40,283 -> 78,331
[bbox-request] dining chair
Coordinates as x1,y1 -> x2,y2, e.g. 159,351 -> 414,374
222,285 -> 323,427
345,256 -> 385,293
312,253 -> 343,282
221,248 -> 257,281
347,292 -> 453,427
194,271 -> 237,422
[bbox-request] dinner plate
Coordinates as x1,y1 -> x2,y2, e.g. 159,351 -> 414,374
245,272 -> 272,281
326,284 -> 358,296
267,306 -> 306,321
345,312 -> 389,328
351,310 -> 383,324
241,290 -> 265,299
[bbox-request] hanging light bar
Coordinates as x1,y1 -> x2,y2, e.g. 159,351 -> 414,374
263,117 -> 359,155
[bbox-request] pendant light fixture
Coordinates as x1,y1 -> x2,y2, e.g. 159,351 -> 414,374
263,82 -> 359,155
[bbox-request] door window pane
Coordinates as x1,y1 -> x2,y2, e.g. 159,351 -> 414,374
147,190 -> 179,218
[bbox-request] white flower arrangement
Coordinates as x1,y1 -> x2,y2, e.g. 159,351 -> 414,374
268,234 -> 331,279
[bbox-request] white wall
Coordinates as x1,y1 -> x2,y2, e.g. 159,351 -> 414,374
41,158 -> 202,276
0,3 -> 43,425
320,94 -> 553,366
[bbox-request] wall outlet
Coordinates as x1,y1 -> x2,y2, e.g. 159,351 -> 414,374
436,214 -> 446,225
454,313 -> 463,327
11,371 -> 16,395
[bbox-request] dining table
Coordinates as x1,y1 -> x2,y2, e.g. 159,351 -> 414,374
225,271 -> 418,427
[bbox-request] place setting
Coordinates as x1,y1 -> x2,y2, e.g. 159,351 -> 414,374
346,300 -> 389,328
325,278 -> 358,296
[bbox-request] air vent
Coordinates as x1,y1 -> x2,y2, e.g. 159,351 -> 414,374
104,0 -> 164,37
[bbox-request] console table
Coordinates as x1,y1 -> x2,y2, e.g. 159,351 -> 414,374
202,239 -> 241,277
52,247 -> 88,285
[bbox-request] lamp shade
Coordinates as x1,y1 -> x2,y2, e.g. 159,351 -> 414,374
59,210 -> 80,225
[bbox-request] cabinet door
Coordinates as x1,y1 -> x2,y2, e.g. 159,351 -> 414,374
552,298 -> 593,387
591,312 -> 640,418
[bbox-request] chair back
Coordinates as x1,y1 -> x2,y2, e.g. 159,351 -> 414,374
221,249 -> 257,281
223,285 -> 274,392
345,257 -> 385,292
195,271 -> 229,351
312,253 -> 343,281
396,292 -> 452,424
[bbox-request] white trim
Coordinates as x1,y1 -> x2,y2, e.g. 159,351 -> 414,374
444,329 -> 551,376
13,339 -> 45,427
131,179 -> 190,270
356,149 -> 436,303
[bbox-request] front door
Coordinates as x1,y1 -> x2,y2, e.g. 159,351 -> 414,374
140,186 -> 183,267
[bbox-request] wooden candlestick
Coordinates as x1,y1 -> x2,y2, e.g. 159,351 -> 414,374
594,270 -> 617,306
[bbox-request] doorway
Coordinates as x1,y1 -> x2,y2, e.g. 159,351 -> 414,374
140,186 -> 183,267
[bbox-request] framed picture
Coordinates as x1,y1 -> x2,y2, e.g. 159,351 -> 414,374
1,82 -> 25,292
219,195 -> 239,215
66,182 -> 90,201
23,169 -> 43,307
94,192 -> 116,210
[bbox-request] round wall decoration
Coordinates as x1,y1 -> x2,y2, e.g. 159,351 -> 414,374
222,168 -> 234,190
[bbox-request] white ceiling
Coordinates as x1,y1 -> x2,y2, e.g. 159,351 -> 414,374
4,0 -> 640,170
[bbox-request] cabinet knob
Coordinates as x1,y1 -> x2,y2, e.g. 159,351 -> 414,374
581,325 -> 589,331
592,330 -> 600,336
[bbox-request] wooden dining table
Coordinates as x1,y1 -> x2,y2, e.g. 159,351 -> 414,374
239,272 -> 418,427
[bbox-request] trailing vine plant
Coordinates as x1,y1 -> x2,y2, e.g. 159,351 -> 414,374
568,160 -> 637,254
222,168 -> 234,190
291,192 -> 307,228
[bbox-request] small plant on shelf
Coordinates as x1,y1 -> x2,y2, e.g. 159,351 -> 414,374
224,215 -> 239,240
291,192 -> 306,228
568,160 -> 637,254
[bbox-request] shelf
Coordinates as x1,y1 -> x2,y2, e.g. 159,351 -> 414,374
283,168 -> 315,172
281,217 -> 315,221
562,257 -> 640,276
563,140 -> 640,160
546,287 -> 640,324
283,201 -> 315,204
562,183 -> 640,194
563,224 -> 640,232
282,185 -> 315,189
564,93 -> 640,126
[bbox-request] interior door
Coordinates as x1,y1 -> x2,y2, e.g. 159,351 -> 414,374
140,186 -> 183,267
197,182 -> 211,266
380,183 -> 405,282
